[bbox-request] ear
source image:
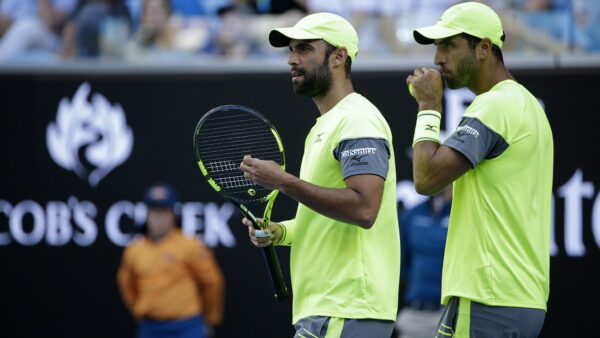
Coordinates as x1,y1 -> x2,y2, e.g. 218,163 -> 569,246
478,38 -> 493,60
331,47 -> 349,68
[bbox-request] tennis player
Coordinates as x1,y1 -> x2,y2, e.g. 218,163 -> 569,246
406,2 -> 554,337
239,12 -> 400,338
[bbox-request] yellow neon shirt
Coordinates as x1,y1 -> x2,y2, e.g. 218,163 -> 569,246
442,80 -> 553,310
280,93 -> 400,323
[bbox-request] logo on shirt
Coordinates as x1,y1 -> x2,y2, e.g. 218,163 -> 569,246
351,154 -> 369,162
314,132 -> 325,143
341,147 -> 376,167
456,125 -> 479,143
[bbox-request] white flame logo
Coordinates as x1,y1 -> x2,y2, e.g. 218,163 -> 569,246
46,83 -> 133,187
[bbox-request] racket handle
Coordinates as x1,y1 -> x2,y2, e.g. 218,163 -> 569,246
261,245 -> 291,301
237,204 -> 290,300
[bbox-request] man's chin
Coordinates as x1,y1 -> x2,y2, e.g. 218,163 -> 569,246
444,77 -> 469,90
445,80 -> 462,90
292,85 -> 311,97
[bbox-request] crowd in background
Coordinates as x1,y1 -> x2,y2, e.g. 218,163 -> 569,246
0,0 -> 599,63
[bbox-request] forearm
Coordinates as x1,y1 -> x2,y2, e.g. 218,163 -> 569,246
413,141 -> 471,195
240,155 -> 382,228
278,174 -> 380,229
413,141 -> 446,195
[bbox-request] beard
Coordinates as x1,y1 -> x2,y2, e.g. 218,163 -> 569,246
292,58 -> 332,98
444,50 -> 476,89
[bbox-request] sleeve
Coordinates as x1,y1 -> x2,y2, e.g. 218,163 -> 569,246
333,138 -> 390,179
187,240 -> 225,327
277,219 -> 295,246
443,117 -> 509,167
116,248 -> 138,318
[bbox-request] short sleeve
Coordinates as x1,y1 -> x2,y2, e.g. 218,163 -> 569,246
444,117 -> 509,167
333,138 -> 390,179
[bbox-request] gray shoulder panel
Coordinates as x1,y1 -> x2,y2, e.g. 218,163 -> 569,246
443,117 -> 509,167
334,138 -> 390,179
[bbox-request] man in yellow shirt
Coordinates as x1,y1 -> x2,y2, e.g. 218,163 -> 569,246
240,12 -> 400,338
117,183 -> 225,338
407,2 -> 552,337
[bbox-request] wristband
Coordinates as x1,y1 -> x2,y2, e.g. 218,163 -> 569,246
412,110 -> 442,147
277,221 -> 291,246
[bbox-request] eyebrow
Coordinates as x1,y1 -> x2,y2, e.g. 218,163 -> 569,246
289,41 -> 315,50
434,37 -> 456,46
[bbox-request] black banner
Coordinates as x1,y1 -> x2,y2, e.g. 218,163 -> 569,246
0,68 -> 598,338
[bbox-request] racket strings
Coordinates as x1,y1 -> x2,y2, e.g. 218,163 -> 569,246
214,175 -> 255,190
199,139 -> 279,156
196,110 -> 283,202
205,160 -> 239,173
199,126 -> 275,139
199,116 -> 267,128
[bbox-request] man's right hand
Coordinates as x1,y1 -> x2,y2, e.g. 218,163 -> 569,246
406,67 -> 443,112
242,218 -> 284,247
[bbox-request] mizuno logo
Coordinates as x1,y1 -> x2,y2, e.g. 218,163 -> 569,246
315,132 -> 325,143
425,124 -> 437,132
351,154 -> 368,162
46,83 -> 133,187
341,147 -> 375,167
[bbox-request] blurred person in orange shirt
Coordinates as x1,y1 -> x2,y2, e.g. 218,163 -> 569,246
117,182 -> 225,338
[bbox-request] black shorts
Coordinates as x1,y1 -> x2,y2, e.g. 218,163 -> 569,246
436,297 -> 545,338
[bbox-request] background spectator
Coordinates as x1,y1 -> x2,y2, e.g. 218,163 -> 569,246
573,0 -> 600,52
2,0 -> 599,62
0,0 -> 78,61
61,0 -> 131,58
123,0 -> 217,61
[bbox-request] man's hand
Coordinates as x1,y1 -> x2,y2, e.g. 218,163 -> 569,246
240,155 -> 290,190
242,218 -> 284,247
406,67 -> 443,112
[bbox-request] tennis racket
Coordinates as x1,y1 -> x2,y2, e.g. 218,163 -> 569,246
193,104 -> 290,301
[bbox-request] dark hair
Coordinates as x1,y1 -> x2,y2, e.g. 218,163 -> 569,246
460,33 -> 504,64
324,42 -> 352,77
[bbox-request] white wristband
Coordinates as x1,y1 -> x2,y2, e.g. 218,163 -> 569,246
412,110 -> 442,147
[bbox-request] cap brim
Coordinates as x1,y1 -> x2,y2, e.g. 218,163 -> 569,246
269,27 -> 322,47
146,200 -> 175,208
414,25 -> 463,45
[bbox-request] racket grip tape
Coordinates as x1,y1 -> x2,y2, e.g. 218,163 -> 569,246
261,246 -> 291,301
